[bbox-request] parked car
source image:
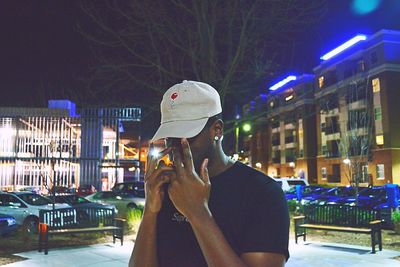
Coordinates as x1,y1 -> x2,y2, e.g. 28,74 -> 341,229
273,178 -> 309,192
112,181 -> 144,196
54,194 -> 117,213
285,186 -> 329,201
343,186 -> 387,209
77,184 -> 97,197
0,192 -> 70,233
86,191 -> 145,216
301,186 -> 365,205
0,213 -> 18,237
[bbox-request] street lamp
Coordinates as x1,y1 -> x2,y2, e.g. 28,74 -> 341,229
242,123 -> 252,133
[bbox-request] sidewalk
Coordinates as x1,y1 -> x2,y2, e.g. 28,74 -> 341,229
3,240 -> 400,267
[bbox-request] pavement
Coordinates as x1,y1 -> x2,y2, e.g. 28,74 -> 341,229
3,240 -> 400,267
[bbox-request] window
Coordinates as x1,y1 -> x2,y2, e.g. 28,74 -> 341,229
284,88 -> 294,102
361,165 -> 369,183
321,167 -> 327,180
374,107 -> 382,120
372,78 -> 380,93
319,76 -> 325,88
285,94 -> 294,101
358,60 -> 365,72
376,164 -> 384,179
376,135 -> 384,145
371,52 -> 378,65
329,164 -> 341,183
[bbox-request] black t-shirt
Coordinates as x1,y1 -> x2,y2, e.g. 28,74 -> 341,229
157,161 -> 290,267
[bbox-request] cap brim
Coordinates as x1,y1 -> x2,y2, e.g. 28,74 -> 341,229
151,118 -> 208,142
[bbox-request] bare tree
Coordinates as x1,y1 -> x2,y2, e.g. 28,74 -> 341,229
322,77 -> 373,202
77,0 -> 327,111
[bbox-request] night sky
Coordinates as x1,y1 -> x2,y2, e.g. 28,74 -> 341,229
1,0 -> 400,108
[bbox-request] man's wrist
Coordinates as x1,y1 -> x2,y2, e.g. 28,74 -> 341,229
187,205 -> 213,227
142,209 -> 160,219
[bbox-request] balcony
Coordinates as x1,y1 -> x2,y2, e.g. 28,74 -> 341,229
325,151 -> 340,158
325,125 -> 340,135
285,136 -> 296,144
272,157 -> 281,164
272,139 -> 280,146
285,155 -> 296,162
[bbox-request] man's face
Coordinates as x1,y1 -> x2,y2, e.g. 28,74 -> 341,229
166,126 -> 213,170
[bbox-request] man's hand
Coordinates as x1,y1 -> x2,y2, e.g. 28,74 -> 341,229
168,138 -> 211,221
144,144 -> 174,214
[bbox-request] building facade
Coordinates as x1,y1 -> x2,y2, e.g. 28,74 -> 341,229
314,29 -> 400,186
243,75 -> 317,183
243,29 -> 400,186
0,100 -> 142,192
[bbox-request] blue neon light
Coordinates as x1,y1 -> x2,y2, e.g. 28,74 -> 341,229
320,34 -> 367,61
269,75 -> 297,91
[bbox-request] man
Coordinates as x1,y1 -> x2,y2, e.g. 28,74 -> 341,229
130,80 -> 289,267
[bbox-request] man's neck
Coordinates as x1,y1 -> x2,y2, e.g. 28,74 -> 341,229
206,146 -> 234,178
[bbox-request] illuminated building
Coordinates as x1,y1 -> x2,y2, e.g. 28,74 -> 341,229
243,29 -> 400,186
0,100 -> 141,192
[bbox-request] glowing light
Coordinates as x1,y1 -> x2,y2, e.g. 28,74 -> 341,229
352,0 -> 381,15
289,162 -> 295,167
255,162 -> 262,168
320,35 -> 367,61
150,149 -> 160,158
269,75 -> 297,91
269,76 -> 297,91
232,154 -> 239,161
242,123 -> 252,132
285,95 -> 294,101
343,158 -> 351,165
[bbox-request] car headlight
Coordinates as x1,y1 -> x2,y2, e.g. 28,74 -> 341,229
7,218 -> 16,226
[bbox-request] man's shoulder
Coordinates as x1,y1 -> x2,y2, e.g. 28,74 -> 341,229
231,162 -> 279,190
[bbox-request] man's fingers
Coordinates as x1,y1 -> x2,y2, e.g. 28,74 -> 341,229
145,166 -> 174,182
200,158 -> 210,185
181,138 -> 195,172
146,146 -> 172,177
172,148 -> 184,178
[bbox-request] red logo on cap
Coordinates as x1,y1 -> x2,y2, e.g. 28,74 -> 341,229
171,92 -> 178,100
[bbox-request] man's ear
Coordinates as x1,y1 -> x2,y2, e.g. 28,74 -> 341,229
212,119 -> 224,139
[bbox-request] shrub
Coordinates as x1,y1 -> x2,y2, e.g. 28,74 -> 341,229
287,200 -> 298,213
392,210 -> 400,224
126,208 -> 143,233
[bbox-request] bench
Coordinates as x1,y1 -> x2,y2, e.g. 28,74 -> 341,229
294,204 -> 382,253
38,207 -> 125,254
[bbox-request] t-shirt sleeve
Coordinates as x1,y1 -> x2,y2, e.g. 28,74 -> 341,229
240,176 -> 290,260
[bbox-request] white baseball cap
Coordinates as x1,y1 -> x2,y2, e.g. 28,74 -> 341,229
151,80 -> 222,142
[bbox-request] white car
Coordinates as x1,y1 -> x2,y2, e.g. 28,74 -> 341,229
0,192 -> 70,233
272,178 -> 309,192
86,191 -> 145,216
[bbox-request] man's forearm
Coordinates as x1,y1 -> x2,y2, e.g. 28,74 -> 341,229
189,210 -> 247,267
129,211 -> 159,267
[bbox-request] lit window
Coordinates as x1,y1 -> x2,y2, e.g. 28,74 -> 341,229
376,164 -> 384,179
285,95 -> 294,101
376,135 -> 384,145
374,107 -> 382,120
372,78 -> 380,93
321,167 -> 327,179
318,76 -> 324,88
361,165 -> 369,183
